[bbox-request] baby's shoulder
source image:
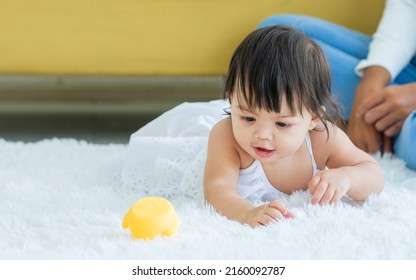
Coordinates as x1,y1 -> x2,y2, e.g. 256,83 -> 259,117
209,117 -> 233,140
208,117 -> 250,162
309,123 -> 345,166
310,122 -> 344,144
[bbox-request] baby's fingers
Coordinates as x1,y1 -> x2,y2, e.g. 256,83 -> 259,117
265,206 -> 284,221
255,209 -> 281,226
268,199 -> 294,219
268,199 -> 287,213
256,215 -> 274,226
311,179 -> 328,205
308,175 -> 321,195
329,190 -> 344,205
319,186 -> 336,205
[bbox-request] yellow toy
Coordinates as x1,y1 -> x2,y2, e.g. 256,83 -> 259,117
122,197 -> 180,240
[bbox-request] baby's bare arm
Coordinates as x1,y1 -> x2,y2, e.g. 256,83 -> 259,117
310,126 -> 384,203
204,119 -> 293,227
203,119 -> 253,222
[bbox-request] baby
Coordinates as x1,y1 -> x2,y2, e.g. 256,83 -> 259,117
203,25 -> 384,227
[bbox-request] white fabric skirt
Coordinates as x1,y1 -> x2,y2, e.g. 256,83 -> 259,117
121,100 -> 229,200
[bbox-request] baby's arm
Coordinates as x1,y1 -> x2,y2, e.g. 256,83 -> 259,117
203,119 -> 291,227
308,126 -> 384,204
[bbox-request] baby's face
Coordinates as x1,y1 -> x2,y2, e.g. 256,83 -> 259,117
229,93 -> 317,163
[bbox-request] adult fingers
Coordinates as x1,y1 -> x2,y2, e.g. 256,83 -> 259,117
357,94 -> 385,118
364,129 -> 383,154
382,135 -> 393,154
363,102 -> 389,125
346,119 -> 378,153
373,110 -> 404,132
383,120 -> 404,137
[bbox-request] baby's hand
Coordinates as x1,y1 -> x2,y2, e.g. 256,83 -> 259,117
308,168 -> 351,205
241,199 -> 294,227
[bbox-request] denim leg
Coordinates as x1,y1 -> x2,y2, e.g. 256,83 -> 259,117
387,56 -> 416,170
258,14 -> 371,58
394,111 -> 416,170
314,39 -> 362,118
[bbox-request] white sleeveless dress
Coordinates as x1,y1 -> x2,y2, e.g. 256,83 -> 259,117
237,134 -> 319,202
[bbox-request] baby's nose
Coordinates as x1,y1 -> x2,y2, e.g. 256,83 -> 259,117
254,124 -> 274,140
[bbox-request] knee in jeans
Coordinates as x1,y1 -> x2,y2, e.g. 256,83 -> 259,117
394,111 -> 416,170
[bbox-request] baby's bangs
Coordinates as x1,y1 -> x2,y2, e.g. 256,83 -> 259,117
229,67 -> 306,117
237,71 -> 283,113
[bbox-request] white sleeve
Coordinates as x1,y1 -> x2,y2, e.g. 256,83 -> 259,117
355,0 -> 416,80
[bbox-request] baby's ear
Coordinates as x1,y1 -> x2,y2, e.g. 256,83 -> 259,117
309,106 -> 326,130
309,116 -> 319,130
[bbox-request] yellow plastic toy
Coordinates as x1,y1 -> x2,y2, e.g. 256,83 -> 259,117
122,197 -> 180,240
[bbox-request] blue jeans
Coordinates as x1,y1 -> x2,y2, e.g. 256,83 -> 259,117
259,14 -> 416,170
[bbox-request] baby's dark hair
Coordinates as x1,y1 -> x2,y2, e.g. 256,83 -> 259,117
224,25 -> 342,136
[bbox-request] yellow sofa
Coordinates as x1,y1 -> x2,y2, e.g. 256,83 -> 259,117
0,0 -> 384,115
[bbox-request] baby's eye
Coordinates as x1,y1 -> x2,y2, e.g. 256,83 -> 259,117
241,116 -> 256,122
276,122 -> 289,127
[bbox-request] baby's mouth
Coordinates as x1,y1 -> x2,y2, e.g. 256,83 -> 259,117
253,146 -> 275,158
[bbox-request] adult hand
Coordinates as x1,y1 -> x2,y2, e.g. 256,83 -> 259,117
357,82 -> 416,137
347,107 -> 386,153
347,66 -> 393,154
347,83 -> 388,153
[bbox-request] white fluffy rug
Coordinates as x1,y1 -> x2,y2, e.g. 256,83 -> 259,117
1,136 -> 416,260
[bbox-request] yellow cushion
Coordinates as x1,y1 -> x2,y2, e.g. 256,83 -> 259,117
0,0 -> 384,76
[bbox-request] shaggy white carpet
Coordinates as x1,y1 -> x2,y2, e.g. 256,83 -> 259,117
1,137 -> 416,260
